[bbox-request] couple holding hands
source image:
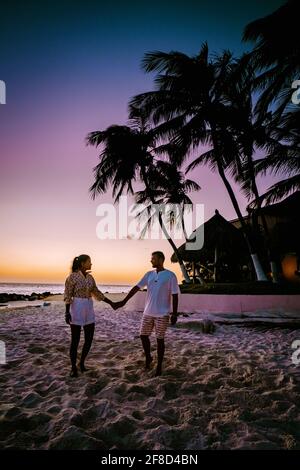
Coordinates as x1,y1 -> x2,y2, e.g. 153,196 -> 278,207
64,251 -> 180,377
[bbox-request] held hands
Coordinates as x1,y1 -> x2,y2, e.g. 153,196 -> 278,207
111,300 -> 126,310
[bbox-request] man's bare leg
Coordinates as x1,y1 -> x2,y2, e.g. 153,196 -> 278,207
140,335 -> 153,369
155,338 -> 165,376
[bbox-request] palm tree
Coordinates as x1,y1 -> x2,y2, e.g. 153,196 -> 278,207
86,122 -> 192,282
243,0 -> 299,119
134,159 -> 201,261
241,0 -> 300,279
223,57 -> 281,281
129,43 -> 268,280
133,159 -> 204,283
250,109 -> 300,205
243,104 -> 299,279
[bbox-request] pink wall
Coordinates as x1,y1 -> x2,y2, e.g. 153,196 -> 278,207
124,292 -> 300,314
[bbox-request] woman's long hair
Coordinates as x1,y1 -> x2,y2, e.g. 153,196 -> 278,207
71,254 -> 90,272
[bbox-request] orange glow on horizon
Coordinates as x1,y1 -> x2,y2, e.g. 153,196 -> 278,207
0,257 -> 182,285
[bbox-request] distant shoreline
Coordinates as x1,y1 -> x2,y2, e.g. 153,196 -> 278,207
0,292 -> 126,308
0,282 -> 132,286
0,292 -> 129,304
0,291 -> 55,303
0,283 -> 132,302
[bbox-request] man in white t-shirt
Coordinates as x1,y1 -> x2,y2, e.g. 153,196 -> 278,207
114,251 -> 180,376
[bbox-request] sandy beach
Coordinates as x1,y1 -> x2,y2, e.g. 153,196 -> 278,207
1,297 -> 300,450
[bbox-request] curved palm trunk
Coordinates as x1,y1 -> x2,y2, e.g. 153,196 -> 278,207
141,168 -> 191,283
216,161 -> 268,281
156,208 -> 191,283
181,207 -> 205,285
180,205 -> 189,241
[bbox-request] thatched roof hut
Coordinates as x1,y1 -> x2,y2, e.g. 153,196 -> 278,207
171,209 -> 248,265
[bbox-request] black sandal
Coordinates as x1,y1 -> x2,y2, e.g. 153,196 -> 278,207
80,363 -> 88,372
145,356 -> 153,370
70,367 -> 78,377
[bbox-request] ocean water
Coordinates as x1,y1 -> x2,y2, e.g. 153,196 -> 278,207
0,283 -> 132,295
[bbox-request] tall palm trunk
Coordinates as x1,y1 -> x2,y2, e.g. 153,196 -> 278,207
218,163 -> 267,281
209,124 -> 267,281
246,156 -> 280,282
141,167 -> 191,283
210,130 -> 267,281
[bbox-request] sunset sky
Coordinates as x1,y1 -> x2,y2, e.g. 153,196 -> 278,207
0,0 -> 283,284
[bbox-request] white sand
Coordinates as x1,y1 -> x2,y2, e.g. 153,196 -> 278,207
0,300 -> 300,450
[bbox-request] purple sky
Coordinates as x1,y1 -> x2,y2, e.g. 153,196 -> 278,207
0,0 -> 284,283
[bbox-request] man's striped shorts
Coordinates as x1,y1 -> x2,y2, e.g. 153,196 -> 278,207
139,314 -> 169,339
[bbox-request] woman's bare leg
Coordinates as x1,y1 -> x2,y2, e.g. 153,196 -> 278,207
70,324 -> 81,377
80,323 -> 95,371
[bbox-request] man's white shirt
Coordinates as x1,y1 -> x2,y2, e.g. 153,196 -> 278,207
136,269 -> 180,317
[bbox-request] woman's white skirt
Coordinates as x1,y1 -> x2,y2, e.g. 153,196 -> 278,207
70,297 -> 95,326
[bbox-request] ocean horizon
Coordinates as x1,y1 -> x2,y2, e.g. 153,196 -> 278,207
0,282 -> 132,295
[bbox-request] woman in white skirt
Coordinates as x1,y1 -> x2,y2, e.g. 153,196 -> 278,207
64,254 -> 115,377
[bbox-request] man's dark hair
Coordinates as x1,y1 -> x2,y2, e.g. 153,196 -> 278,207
152,251 -> 165,262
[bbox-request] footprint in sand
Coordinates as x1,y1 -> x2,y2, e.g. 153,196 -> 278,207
127,385 -> 156,397
131,410 -> 143,420
27,346 -> 46,354
161,382 -> 180,400
21,392 -> 43,408
85,378 -> 110,396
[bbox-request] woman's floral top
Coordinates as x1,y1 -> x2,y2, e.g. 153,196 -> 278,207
64,270 -> 105,304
